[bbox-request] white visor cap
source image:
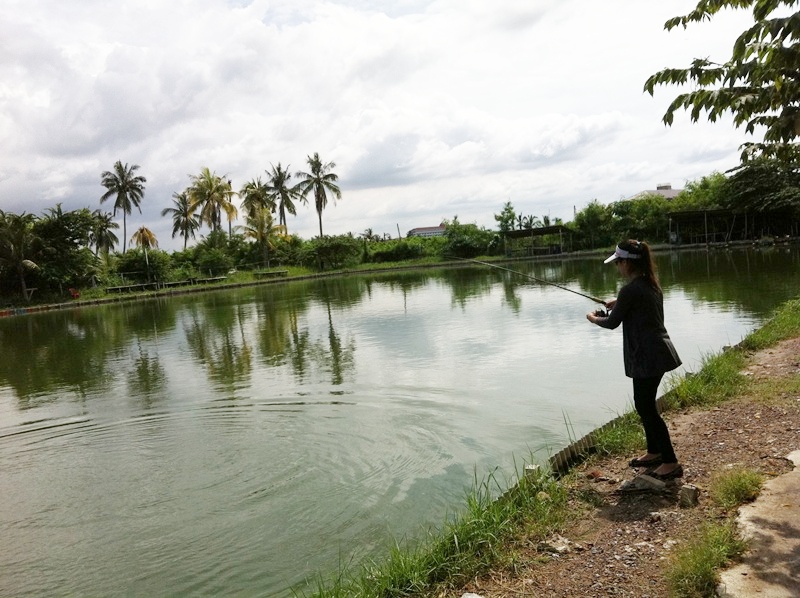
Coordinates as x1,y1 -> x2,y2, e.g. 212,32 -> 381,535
603,246 -> 641,264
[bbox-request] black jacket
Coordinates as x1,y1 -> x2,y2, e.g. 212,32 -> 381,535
594,276 -> 682,378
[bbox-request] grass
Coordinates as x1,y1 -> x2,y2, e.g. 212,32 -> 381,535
304,465 -> 569,597
709,468 -> 764,511
665,522 -> 747,598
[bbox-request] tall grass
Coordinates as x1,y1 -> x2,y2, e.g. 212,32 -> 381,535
305,465 -> 568,597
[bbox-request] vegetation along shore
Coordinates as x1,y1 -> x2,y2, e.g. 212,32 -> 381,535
301,297 -> 800,597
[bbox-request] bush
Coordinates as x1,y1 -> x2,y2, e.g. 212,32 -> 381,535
370,240 -> 425,263
300,235 -> 362,270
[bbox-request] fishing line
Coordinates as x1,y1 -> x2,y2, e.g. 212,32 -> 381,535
447,256 -> 607,306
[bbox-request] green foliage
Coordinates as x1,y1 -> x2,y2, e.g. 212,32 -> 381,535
442,218 -> 494,258
31,206 -> 96,292
665,522 -> 746,597
494,201 -> 516,233
671,172 -> 728,211
115,248 -> 173,283
722,158 -> 800,213
645,1 -> 800,163
709,468 -> 763,510
609,193 -> 671,243
300,235 -> 362,270
195,248 -> 233,276
369,239 -> 425,263
571,200 -> 614,250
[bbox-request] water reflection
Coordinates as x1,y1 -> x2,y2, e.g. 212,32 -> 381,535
0,247 -> 799,597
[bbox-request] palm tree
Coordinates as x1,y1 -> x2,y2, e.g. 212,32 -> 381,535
296,153 -> 341,237
161,191 -> 201,250
266,163 -> 303,234
100,161 -> 146,253
0,211 -> 41,301
239,177 -> 274,220
187,167 -> 238,234
90,210 -> 119,256
131,226 -> 158,250
244,207 -> 286,268
131,226 -> 158,282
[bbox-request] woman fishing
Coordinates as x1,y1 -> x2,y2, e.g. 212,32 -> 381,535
586,240 -> 684,480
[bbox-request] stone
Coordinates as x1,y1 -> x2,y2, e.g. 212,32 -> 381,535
678,484 -> 701,508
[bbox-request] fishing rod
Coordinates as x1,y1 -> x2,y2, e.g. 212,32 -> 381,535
447,256 -> 607,306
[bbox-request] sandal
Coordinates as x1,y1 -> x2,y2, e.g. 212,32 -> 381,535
629,455 -> 663,468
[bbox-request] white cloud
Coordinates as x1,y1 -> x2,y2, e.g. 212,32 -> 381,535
0,0 -> 758,249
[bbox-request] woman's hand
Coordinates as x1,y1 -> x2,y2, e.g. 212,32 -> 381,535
605,299 -> 616,310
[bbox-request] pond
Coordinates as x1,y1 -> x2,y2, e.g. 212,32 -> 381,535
1,246 -> 798,596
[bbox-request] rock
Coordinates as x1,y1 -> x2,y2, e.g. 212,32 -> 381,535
679,484 -> 701,508
635,474 -> 667,491
460,594 -> 484,598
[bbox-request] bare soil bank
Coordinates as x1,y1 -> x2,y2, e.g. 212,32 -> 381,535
454,338 -> 800,597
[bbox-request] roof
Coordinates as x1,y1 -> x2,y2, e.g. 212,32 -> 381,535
626,183 -> 682,201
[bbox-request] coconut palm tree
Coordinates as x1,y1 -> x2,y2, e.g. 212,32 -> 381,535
90,210 -> 119,256
161,191 -> 201,250
187,167 -> 238,234
100,161 -> 146,253
131,226 -> 158,250
239,177 -> 272,220
0,211 -> 41,301
244,207 -> 286,269
295,153 -> 341,237
131,226 -> 158,282
266,163 -> 303,234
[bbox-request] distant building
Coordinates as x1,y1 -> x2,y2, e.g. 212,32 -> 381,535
626,183 -> 682,201
407,223 -> 446,238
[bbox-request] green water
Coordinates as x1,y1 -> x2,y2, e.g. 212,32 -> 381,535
0,246 -> 797,595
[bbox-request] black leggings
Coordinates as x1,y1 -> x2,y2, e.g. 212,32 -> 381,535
633,375 -> 677,464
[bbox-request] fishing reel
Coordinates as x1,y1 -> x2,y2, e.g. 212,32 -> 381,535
593,309 -> 608,318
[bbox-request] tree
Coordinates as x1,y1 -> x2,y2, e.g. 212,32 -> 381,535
35,205 -> 96,292
644,1 -> 800,163
90,210 -> 119,256
131,226 -> 158,282
161,191 -> 201,250
671,172 -> 729,211
244,207 -> 287,268
296,153 -> 341,237
494,201 -> 516,233
239,177 -> 273,220
0,211 -> 41,301
572,200 -> 613,250
131,226 -> 158,250
100,161 -> 146,253
266,163 -> 303,234
722,157 -> 800,212
187,167 -> 238,233
523,214 -> 541,230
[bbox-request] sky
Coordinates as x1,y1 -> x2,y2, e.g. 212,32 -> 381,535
0,0 -> 758,251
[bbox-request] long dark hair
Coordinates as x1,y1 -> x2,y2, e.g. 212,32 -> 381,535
619,239 -> 660,290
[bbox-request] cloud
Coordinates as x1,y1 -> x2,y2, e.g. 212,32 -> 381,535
0,0 -> 759,249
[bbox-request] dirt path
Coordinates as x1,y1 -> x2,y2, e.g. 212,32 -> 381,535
454,338 -> 800,597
